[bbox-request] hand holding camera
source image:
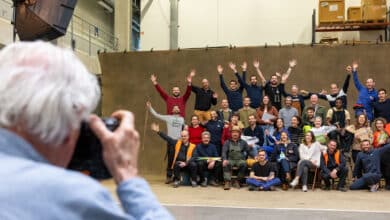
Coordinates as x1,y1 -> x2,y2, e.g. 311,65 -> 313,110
90,111 -> 140,184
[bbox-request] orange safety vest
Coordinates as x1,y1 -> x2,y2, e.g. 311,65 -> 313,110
171,140 -> 196,169
323,150 -> 340,166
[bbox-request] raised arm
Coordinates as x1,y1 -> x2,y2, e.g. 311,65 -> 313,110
183,70 -> 195,101
253,59 -> 266,87
241,61 -> 247,82
317,89 -> 329,101
211,92 -> 218,106
151,74 -> 169,100
218,65 -> 229,93
146,101 -> 170,122
343,66 -> 352,93
352,62 -> 363,91
151,123 -> 177,147
237,62 -> 247,91
281,59 -> 297,84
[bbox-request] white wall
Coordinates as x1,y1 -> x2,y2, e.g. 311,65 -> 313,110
74,0 -> 114,34
140,0 -> 390,50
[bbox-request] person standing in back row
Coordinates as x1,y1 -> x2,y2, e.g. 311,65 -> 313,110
217,63 -> 244,112
263,59 -> 297,110
191,73 -> 218,123
351,62 -> 377,122
150,70 -> 194,117
235,60 -> 266,109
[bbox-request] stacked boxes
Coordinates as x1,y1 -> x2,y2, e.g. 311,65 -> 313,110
361,0 -> 387,22
319,0 -> 345,23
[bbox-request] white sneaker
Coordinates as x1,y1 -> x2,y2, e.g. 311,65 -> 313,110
302,185 -> 308,192
369,183 -> 379,192
290,177 -> 299,188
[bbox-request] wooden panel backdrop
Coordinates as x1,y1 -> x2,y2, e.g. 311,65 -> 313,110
99,44 -> 390,175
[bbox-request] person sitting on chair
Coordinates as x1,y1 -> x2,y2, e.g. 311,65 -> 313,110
151,123 -> 197,188
222,126 -> 251,190
190,131 -> 221,187
290,131 -> 322,192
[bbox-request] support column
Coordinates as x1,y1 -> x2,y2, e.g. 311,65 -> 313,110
115,0 -> 132,51
170,0 -> 178,50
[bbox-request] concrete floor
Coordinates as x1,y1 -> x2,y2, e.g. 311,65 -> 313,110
101,175 -> 390,220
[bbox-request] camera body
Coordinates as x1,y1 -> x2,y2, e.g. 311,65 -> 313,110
68,117 -> 119,180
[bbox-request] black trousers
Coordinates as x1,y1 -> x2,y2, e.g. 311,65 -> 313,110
321,166 -> 348,188
173,161 -> 197,181
166,144 -> 175,177
196,160 -> 222,182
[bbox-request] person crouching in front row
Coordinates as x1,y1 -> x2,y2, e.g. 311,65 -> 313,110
151,123 -> 197,187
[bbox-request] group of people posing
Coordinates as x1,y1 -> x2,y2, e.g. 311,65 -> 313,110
148,59 -> 390,192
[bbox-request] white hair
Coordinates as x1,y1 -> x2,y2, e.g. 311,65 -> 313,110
0,41 -> 100,146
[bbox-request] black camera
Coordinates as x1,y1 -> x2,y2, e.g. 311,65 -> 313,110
68,117 -> 119,180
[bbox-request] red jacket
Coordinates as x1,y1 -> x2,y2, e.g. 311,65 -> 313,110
154,84 -> 191,117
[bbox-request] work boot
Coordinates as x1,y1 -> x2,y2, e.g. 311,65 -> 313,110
165,176 -> 173,184
173,180 -> 180,188
369,183 -> 379,192
224,181 -> 231,190
282,183 -> 289,191
232,180 -> 241,189
209,179 -> 219,186
285,172 -> 291,182
337,187 -> 347,192
191,181 -> 198,187
200,178 -> 208,187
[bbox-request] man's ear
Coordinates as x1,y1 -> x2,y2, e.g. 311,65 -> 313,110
57,129 -> 80,167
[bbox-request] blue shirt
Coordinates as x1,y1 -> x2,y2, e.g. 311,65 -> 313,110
353,144 -> 390,177
0,128 -> 173,220
192,143 -> 219,158
353,70 -> 378,121
204,119 -> 224,146
236,71 -> 263,108
219,74 -> 244,112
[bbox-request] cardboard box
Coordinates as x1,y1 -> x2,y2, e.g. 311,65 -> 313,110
319,0 -> 345,23
362,4 -> 387,21
361,0 -> 386,5
348,7 -> 362,22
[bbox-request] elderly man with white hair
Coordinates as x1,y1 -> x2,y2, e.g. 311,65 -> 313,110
0,42 -> 173,220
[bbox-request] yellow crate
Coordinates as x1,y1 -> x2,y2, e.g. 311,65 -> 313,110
361,0 -> 386,5
319,0 -> 345,23
362,4 -> 387,22
347,7 -> 362,22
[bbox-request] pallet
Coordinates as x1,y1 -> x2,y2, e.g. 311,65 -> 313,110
363,19 -> 387,23
345,20 -> 363,23
319,21 -> 345,25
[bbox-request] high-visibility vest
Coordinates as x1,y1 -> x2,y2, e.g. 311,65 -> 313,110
171,140 -> 196,169
323,150 -> 340,166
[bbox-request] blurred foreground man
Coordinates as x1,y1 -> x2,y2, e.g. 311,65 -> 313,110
0,42 -> 173,220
